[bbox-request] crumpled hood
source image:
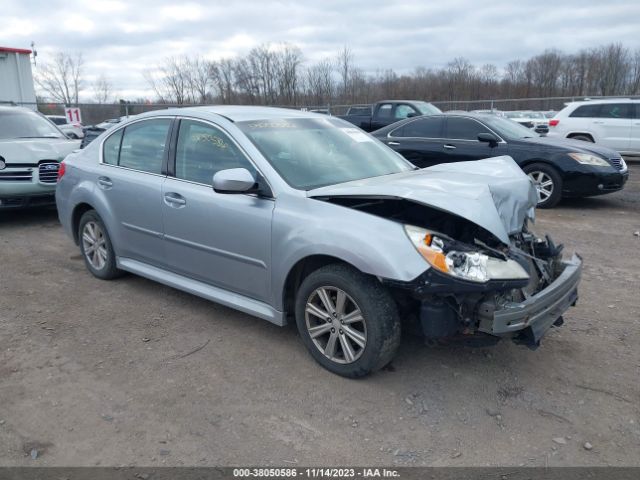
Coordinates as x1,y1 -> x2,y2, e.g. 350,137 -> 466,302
0,138 -> 80,164
308,156 -> 537,244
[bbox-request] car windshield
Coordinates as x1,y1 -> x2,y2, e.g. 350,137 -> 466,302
482,116 -> 538,139
0,110 -> 64,139
415,102 -> 442,115
237,117 -> 414,190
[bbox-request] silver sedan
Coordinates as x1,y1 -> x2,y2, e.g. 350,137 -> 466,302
56,106 -> 581,377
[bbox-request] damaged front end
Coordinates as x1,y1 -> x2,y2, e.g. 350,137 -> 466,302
310,157 -> 582,348
385,225 -> 582,348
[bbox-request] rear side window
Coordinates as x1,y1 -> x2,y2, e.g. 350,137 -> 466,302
118,119 -> 171,174
102,129 -> 123,165
175,120 -> 255,184
392,117 -> 443,138
570,104 -> 601,118
445,117 -> 491,140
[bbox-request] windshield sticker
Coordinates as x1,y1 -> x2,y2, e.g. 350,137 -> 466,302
341,128 -> 373,143
246,121 -> 297,129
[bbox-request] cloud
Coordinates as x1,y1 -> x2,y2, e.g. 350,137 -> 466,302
3,0 -> 640,100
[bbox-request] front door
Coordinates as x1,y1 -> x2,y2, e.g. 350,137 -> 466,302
442,116 -> 503,162
161,119 -> 274,302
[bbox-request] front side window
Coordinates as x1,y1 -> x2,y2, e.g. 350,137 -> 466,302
118,119 -> 171,174
175,120 -> 255,184
445,117 -> 491,140
394,104 -> 418,119
237,118 -> 412,190
393,117 -> 444,138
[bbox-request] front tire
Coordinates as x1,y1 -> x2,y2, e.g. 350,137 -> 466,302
78,210 -> 122,280
523,163 -> 563,209
295,264 -> 401,378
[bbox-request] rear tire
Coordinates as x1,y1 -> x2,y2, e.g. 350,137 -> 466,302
523,163 -> 563,209
78,210 -> 123,280
295,264 -> 401,378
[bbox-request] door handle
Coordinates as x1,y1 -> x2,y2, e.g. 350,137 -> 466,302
164,193 -> 186,207
443,144 -> 456,150
593,121 -> 605,124
97,176 -> 113,189
387,141 -> 400,146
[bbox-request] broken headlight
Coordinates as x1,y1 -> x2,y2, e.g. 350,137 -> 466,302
404,225 -> 529,283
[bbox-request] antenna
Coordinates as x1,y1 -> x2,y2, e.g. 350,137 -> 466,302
31,41 -> 37,66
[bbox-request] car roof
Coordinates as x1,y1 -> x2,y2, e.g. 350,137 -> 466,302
0,105 -> 34,113
140,105 -> 324,122
567,98 -> 638,106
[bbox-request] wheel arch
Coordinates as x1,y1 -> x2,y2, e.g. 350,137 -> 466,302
566,132 -> 595,142
71,202 -> 96,245
281,254 -> 357,320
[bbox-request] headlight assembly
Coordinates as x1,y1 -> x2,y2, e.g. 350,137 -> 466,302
567,152 -> 610,167
404,225 -> 529,283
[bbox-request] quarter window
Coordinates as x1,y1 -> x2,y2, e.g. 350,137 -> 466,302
102,129 -> 123,165
445,117 -> 492,140
175,120 -> 255,184
118,119 -> 171,174
393,117 -> 443,138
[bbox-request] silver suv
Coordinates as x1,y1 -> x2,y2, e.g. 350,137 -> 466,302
56,107 -> 582,377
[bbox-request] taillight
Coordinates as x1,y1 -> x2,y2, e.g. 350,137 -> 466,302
549,119 -> 559,127
57,162 -> 66,182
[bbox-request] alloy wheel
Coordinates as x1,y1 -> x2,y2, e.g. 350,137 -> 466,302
82,221 -> 108,270
304,286 -> 367,364
528,171 -> 554,203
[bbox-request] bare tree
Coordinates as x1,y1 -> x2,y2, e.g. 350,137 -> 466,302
35,52 -> 84,105
92,74 -> 112,104
336,46 -> 354,102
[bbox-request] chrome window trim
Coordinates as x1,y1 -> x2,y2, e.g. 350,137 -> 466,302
387,116 -> 506,144
98,115 -> 174,176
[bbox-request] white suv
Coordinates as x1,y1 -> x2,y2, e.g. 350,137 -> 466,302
549,98 -> 640,155
548,99 -> 639,155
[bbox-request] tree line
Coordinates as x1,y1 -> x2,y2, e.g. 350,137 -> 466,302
35,42 -> 640,110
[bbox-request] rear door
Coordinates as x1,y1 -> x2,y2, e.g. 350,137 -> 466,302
383,116 -> 446,168
442,116 -> 503,162
591,103 -> 632,151
97,118 -> 173,266
161,118 -> 274,302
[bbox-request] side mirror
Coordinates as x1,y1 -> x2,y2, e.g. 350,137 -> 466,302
478,133 -> 499,146
212,168 -> 257,194
406,112 -> 418,118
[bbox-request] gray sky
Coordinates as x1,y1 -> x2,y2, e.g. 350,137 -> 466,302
5,0 -> 640,100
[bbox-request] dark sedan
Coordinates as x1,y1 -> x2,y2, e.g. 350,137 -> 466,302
372,113 -> 629,208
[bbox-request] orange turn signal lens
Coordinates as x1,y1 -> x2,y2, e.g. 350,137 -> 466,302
416,244 -> 449,273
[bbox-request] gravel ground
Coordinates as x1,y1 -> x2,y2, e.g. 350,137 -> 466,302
0,164 -> 638,467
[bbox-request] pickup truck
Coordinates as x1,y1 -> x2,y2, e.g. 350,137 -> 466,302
338,100 -> 441,132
